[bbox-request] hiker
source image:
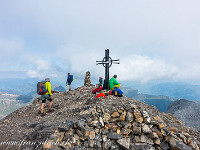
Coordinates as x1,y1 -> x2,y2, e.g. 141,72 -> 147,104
109,74 -> 121,90
66,73 -> 73,91
41,78 -> 54,117
96,77 -> 103,88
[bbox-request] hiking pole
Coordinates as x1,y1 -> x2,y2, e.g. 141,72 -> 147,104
72,79 -> 76,82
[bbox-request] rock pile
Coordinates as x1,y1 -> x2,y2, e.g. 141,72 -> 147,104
44,104 -> 199,150
84,71 -> 91,87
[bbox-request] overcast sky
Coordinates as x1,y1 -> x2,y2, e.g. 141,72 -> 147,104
0,0 -> 200,84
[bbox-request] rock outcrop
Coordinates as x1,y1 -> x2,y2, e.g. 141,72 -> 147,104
0,86 -> 199,150
167,99 -> 200,130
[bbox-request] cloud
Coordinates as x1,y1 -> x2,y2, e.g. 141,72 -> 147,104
0,37 -> 25,65
0,0 -> 200,83
55,43 -> 104,79
111,55 -> 179,82
26,58 -> 65,79
27,59 -> 50,78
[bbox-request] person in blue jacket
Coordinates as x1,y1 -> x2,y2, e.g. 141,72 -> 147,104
66,73 -> 73,91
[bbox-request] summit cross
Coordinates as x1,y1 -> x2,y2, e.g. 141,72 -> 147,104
96,49 -> 120,90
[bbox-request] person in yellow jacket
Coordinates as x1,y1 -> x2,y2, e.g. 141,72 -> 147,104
41,78 -> 54,117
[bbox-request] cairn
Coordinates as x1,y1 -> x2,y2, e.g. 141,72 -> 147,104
44,104 -> 200,150
84,71 -> 91,87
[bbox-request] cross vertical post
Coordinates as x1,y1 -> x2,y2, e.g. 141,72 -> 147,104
105,49 -> 109,90
96,49 -> 120,90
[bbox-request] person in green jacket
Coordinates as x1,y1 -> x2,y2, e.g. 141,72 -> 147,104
109,75 -> 121,90
41,78 -> 54,117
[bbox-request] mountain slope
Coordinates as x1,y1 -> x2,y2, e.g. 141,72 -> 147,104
0,86 -> 199,150
167,99 -> 200,130
0,92 -> 28,117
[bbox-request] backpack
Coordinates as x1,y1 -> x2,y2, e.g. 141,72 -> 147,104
92,86 -> 102,94
113,88 -> 123,97
37,81 -> 48,95
67,75 -> 73,83
70,75 -> 73,82
109,90 -> 113,95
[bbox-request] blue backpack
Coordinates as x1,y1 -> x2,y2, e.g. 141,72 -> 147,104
113,88 -> 123,97
67,75 -> 73,83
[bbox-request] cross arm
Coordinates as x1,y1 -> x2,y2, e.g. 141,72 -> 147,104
112,59 -> 120,62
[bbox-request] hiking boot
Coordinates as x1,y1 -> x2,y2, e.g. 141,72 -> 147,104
48,109 -> 54,113
41,113 -> 46,117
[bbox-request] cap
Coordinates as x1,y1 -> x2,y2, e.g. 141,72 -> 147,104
45,78 -> 50,82
113,75 -> 117,78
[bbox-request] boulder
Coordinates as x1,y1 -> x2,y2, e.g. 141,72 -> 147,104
107,132 -> 124,140
142,124 -> 151,133
133,143 -> 156,150
169,136 -> 192,150
160,141 -> 170,150
111,112 -> 120,118
118,111 -> 127,122
103,139 -> 112,150
126,112 -> 134,122
117,138 -> 130,150
89,130 -> 96,140
103,113 -> 111,122
132,127 -> 142,135
136,117 -> 143,124
133,110 -> 141,119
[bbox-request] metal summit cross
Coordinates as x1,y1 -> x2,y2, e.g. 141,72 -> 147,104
96,49 -> 120,90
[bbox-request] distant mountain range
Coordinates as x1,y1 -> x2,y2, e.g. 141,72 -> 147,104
1,78 -> 199,101
1,78 -> 200,119
148,82 -> 200,101
54,85 -> 66,92
122,87 -> 174,112
122,81 -> 200,101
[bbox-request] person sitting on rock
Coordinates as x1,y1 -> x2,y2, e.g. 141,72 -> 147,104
41,78 -> 54,117
109,75 -> 121,90
96,77 -> 103,88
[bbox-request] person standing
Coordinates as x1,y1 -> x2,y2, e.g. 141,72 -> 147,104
66,73 -> 73,91
41,78 -> 54,117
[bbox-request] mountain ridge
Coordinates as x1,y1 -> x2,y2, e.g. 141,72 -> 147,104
0,85 -> 199,150
167,99 -> 200,130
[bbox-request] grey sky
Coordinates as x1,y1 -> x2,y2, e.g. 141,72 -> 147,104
0,0 -> 200,83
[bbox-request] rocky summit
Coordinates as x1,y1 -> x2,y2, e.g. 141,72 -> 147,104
0,86 -> 200,150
